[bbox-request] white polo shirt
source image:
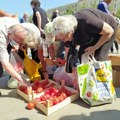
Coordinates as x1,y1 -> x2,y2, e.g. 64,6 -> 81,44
0,17 -> 19,64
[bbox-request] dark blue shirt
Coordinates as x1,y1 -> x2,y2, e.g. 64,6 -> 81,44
97,1 -> 111,14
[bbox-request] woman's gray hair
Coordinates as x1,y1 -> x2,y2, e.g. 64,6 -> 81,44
44,22 -> 55,43
52,15 -> 78,36
24,30 -> 40,48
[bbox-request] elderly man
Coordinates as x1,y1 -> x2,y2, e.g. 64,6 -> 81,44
0,17 -> 45,92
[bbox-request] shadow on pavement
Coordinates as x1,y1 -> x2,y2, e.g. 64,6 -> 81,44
72,99 -> 91,109
59,110 -> 120,120
0,89 -> 27,102
15,118 -> 30,120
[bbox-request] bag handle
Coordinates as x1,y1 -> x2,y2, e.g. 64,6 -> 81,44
88,54 -> 96,62
81,54 -> 97,64
23,49 -> 28,58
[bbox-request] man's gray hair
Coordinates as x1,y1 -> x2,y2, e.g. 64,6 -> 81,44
8,23 -> 41,48
21,23 -> 41,48
52,15 -> 78,36
24,30 -> 40,48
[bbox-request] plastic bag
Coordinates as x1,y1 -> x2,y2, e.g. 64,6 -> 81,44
77,54 -> 116,106
23,49 -> 42,82
53,66 -> 75,86
7,77 -> 18,89
9,51 -> 24,73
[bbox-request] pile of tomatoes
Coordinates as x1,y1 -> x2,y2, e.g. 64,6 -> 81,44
35,87 -> 74,107
18,80 -> 56,94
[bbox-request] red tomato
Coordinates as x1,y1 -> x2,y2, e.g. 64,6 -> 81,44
33,80 -> 39,86
32,84 -> 38,91
36,87 -> 43,93
27,102 -> 35,110
40,95 -> 46,101
52,98 -> 59,105
44,94 -> 50,100
58,96 -> 64,102
19,86 -> 27,92
41,101 -> 47,106
41,80 -> 49,86
61,93 -> 67,99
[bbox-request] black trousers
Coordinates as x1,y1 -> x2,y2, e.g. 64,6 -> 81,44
110,40 -> 119,52
0,63 -> 3,77
31,49 -> 40,63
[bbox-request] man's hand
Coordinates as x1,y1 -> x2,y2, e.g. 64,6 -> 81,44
43,71 -> 49,81
21,80 -> 31,87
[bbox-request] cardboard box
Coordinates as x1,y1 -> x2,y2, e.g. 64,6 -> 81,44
112,66 -> 120,87
17,80 -> 58,102
108,55 -> 120,87
108,55 -> 120,65
34,86 -> 79,116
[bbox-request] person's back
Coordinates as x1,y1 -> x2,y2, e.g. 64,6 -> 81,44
30,0 -> 49,63
32,6 -> 48,29
97,0 -> 119,53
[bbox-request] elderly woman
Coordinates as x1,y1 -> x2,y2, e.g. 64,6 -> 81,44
51,8 -> 117,62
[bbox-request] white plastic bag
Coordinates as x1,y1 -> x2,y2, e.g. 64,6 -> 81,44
9,51 -> 24,73
7,77 -> 18,88
53,66 -> 75,86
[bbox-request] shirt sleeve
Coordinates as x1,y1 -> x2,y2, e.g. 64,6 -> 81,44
0,33 -> 9,64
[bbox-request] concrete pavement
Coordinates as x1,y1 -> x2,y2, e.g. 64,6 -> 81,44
0,87 -> 120,120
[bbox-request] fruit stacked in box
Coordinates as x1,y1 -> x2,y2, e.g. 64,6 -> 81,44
33,86 -> 79,115
17,79 -> 58,101
35,86 -> 73,106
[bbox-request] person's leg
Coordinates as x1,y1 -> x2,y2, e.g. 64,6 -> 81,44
31,49 -> 40,63
114,40 -> 119,53
0,62 -> 3,96
56,41 -> 65,59
110,44 -> 114,53
95,36 -> 115,61
77,46 -> 87,63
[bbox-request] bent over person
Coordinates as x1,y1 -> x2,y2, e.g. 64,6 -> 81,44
0,17 -> 48,95
52,8 -> 117,62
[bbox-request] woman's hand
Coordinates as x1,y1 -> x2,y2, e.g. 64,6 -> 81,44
84,46 -> 96,55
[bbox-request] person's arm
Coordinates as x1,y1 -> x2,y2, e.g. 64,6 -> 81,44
36,11 -> 43,33
65,47 -> 70,60
2,61 -> 29,86
38,46 -> 49,80
85,22 -> 114,55
48,44 -> 56,61
0,9 -> 13,17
